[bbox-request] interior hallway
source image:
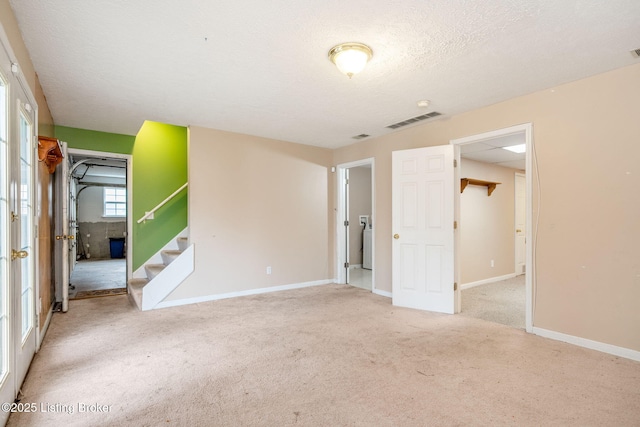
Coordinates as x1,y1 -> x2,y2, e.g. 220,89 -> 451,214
8,284 -> 640,426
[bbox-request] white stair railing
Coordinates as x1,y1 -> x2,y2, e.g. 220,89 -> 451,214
137,182 -> 188,224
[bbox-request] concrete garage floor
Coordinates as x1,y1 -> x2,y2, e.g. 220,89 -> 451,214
69,259 -> 126,298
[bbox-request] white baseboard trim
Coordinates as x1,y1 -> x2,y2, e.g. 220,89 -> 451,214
37,304 -> 55,351
460,273 -> 518,290
373,288 -> 392,298
154,279 -> 333,309
532,327 -> 640,362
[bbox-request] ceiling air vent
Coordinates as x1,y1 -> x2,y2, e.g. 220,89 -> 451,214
352,134 -> 370,140
631,48 -> 640,58
386,111 -> 442,129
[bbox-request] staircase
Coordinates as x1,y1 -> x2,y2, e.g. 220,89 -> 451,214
128,236 -> 194,311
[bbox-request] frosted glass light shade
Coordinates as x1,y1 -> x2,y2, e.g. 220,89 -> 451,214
328,43 -> 373,78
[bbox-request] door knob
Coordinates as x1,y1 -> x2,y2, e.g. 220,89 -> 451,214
393,234 -> 400,239
11,249 -> 28,261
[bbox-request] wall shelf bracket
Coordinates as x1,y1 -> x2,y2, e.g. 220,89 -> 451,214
460,178 -> 501,196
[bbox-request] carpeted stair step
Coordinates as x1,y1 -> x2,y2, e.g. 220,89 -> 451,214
127,278 -> 147,310
161,250 -> 182,266
177,237 -> 189,252
145,264 -> 165,280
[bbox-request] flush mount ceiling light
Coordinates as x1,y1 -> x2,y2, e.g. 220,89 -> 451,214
328,42 -> 373,78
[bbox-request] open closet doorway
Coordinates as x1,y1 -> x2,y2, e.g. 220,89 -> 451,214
61,149 -> 131,301
336,158 -> 375,292
451,124 -> 533,332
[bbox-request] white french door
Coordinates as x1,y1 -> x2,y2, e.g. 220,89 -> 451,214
0,35 -> 37,421
392,145 -> 455,313
0,42 -> 14,413
13,93 -> 37,383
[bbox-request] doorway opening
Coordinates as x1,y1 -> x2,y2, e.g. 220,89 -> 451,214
59,149 -> 131,302
336,158 -> 376,293
451,124 -> 533,332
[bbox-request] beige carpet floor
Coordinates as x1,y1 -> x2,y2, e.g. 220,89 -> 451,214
460,275 -> 526,329
8,284 -> 640,426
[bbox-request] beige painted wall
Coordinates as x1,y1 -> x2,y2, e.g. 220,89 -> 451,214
348,166 -> 372,265
460,159 -> 520,284
35,73 -> 54,136
333,63 -> 640,352
165,126 -> 333,301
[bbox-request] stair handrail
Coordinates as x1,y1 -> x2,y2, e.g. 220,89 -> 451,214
137,182 -> 188,224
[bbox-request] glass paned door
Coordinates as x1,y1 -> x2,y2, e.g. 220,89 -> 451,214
11,94 -> 36,389
0,64 -> 9,390
0,37 -> 37,419
18,110 -> 34,342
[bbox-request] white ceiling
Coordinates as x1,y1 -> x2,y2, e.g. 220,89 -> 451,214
9,1 -> 640,150
461,133 -> 526,170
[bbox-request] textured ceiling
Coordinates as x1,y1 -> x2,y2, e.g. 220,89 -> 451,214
9,0 -> 640,149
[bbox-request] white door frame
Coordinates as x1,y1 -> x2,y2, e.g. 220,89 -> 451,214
56,148 -> 133,306
54,143 -> 69,310
515,172 -> 526,275
450,123 -> 533,332
335,158 -> 375,292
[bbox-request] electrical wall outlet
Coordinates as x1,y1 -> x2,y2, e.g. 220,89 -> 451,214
490,260 -> 495,268
266,266 -> 272,275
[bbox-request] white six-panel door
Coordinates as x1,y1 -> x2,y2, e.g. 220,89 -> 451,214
392,145 -> 455,314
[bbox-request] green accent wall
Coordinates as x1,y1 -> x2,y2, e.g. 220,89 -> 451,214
55,122 -> 188,271
132,121 -> 188,270
55,126 -> 135,154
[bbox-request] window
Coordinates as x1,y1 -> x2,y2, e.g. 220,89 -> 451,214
104,187 -> 126,217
